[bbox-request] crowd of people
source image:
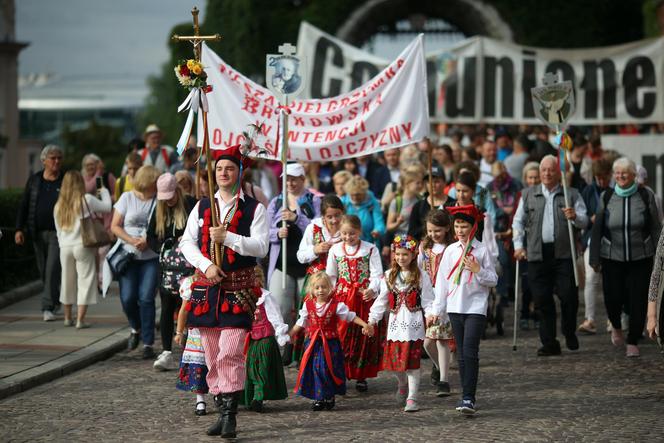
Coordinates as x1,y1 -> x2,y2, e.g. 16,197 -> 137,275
13,122 -> 664,438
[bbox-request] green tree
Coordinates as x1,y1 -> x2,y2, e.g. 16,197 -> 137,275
61,119 -> 125,174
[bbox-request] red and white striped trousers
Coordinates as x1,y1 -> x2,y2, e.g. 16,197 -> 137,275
199,328 -> 247,394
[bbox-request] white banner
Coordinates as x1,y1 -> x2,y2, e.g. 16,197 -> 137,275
200,35 -> 429,162
296,22 -> 664,125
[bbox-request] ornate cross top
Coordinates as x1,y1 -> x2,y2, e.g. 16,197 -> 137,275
171,7 -> 221,62
278,43 -> 297,56
542,72 -> 560,86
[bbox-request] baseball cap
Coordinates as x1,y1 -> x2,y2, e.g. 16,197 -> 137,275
281,163 -> 306,178
157,173 -> 177,200
424,163 -> 446,180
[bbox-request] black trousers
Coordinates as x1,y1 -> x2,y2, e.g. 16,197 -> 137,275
601,258 -> 653,345
528,244 -> 578,348
449,313 -> 486,403
33,230 -> 61,311
159,287 -> 180,352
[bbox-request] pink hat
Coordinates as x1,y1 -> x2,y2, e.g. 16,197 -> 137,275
157,173 -> 177,200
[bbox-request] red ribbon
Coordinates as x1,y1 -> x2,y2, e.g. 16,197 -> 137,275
294,328 -> 344,393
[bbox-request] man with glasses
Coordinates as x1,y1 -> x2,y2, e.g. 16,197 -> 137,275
15,145 -> 65,321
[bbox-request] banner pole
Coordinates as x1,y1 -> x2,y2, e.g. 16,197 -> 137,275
281,104 -> 289,290
556,127 -> 579,287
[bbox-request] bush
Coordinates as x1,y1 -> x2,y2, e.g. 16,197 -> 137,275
0,188 -> 39,291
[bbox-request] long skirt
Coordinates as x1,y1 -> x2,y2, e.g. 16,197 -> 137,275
242,335 -> 288,405
176,328 -> 209,394
296,337 -> 346,401
381,339 -> 423,372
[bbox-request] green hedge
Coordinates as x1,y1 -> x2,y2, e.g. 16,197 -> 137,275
0,188 -> 39,292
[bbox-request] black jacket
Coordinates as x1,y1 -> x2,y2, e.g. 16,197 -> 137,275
16,170 -> 63,236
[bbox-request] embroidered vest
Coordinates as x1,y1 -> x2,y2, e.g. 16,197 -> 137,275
250,303 -> 275,340
305,299 -> 339,340
422,248 -> 444,288
197,196 -> 260,271
306,224 -> 328,275
387,282 -> 422,314
187,195 -> 261,330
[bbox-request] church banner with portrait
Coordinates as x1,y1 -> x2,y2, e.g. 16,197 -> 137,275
199,35 -> 429,162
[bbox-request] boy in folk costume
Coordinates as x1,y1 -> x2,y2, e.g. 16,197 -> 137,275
180,145 -> 269,438
242,267 -> 290,412
369,235 -> 439,412
326,215 -> 383,392
430,205 -> 498,415
293,195 -> 345,363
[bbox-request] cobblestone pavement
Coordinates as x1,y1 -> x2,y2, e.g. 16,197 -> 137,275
2,307 -> 664,442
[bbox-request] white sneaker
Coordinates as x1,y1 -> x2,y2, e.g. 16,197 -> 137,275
153,351 -> 174,371
43,311 -> 55,322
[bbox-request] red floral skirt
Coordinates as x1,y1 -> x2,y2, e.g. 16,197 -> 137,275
381,339 -> 423,372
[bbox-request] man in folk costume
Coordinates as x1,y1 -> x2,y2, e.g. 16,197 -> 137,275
180,145 -> 268,438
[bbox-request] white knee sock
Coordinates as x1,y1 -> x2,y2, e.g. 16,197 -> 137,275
406,369 -> 421,401
423,338 -> 438,369
196,394 -> 206,409
395,372 -> 408,393
437,341 -> 451,382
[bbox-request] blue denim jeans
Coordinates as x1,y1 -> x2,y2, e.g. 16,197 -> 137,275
449,313 -> 486,403
119,258 -> 159,346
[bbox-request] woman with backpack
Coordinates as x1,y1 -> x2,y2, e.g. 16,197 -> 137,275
147,173 -> 197,370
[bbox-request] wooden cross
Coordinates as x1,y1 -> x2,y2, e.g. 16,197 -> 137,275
171,7 -> 223,265
171,7 -> 221,62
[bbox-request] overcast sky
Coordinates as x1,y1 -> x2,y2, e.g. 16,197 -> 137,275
16,0 -> 207,80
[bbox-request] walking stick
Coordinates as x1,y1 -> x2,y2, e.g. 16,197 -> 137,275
512,259 -> 520,351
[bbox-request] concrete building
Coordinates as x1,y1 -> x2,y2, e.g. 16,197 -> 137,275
0,0 -> 28,188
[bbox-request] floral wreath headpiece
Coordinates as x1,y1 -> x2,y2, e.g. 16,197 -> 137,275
392,235 -> 418,253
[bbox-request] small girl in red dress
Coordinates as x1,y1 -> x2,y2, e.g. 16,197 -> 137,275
326,215 -> 383,392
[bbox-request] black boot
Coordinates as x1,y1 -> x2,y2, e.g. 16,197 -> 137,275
220,391 -> 240,439
206,395 -> 224,436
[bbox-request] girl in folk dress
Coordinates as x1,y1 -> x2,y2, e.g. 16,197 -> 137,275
326,215 -> 383,392
291,272 -> 373,411
417,209 -> 456,397
369,235 -> 438,412
242,267 -> 290,412
174,275 -> 209,416
431,205 -> 498,415
294,195 -> 344,363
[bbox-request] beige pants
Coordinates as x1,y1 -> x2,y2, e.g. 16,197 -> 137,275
60,244 -> 98,306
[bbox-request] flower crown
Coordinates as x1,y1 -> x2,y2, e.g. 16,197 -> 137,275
392,235 -> 418,252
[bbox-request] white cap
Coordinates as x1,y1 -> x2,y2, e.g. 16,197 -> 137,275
281,163 -> 305,178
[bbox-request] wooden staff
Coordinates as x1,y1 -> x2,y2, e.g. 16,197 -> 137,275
172,7 -> 222,266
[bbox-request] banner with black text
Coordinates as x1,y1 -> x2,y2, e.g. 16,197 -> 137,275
200,35 -> 429,162
296,22 -> 664,125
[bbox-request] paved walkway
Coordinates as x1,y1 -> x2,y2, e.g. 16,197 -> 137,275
1,299 -> 663,442
0,283 -> 131,398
